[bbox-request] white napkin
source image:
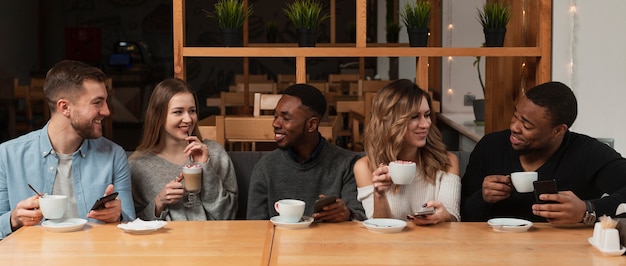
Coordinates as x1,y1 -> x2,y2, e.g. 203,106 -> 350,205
117,218 -> 167,231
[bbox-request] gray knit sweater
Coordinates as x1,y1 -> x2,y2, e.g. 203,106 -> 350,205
129,140 -> 238,220
247,139 -> 366,221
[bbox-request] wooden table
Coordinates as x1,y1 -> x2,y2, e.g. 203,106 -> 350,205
270,222 -> 624,265
2,221 -> 623,265
0,221 -> 273,265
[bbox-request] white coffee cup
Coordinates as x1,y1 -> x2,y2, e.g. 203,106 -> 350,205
510,172 -> 538,193
274,199 -> 305,223
39,195 -> 68,220
388,161 -> 417,185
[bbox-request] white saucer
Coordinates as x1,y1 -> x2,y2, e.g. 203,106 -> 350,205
117,219 -> 167,234
487,218 -> 533,232
270,216 -> 314,229
362,218 -> 407,233
41,218 -> 87,233
588,237 -> 626,256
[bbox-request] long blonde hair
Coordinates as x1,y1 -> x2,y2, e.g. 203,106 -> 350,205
363,79 -> 450,184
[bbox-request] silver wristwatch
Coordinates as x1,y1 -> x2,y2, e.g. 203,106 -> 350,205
582,200 -> 597,225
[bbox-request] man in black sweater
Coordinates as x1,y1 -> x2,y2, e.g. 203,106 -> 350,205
246,84 -> 366,222
461,81 -> 626,225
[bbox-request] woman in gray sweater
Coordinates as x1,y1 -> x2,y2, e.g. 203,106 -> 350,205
129,78 -> 237,220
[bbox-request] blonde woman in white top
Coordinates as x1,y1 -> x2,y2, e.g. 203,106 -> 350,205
354,79 -> 461,225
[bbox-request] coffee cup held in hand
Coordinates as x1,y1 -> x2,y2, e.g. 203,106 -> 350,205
510,172 -> 538,193
39,195 -> 68,220
274,199 -> 305,223
182,163 -> 203,193
388,160 -> 417,185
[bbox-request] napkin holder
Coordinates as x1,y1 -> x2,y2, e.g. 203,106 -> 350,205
616,218 -> 626,248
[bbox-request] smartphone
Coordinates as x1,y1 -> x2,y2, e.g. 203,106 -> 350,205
314,196 -> 337,213
406,208 -> 435,220
90,192 -> 119,211
533,179 -> 558,204
413,208 -> 435,216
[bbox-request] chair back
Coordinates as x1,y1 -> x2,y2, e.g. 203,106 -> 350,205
234,74 -> 267,84
219,92 -> 254,115
277,74 -> 310,90
328,73 -> 359,95
253,93 -> 282,117
358,79 -> 393,96
235,82 -> 277,93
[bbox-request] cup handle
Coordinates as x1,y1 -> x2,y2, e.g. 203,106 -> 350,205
274,202 -> 280,214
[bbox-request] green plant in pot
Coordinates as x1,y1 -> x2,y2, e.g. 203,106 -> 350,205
283,0 -> 329,47
477,1 -> 511,47
472,54 -> 486,123
386,21 -> 402,43
266,21 -> 279,43
401,0 -> 431,47
203,0 -> 253,47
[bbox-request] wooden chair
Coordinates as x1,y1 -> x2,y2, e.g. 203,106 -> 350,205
28,77 -> 48,127
219,91 -> 254,115
328,73 -> 359,95
234,82 -> 277,93
350,79 -> 393,96
276,74 -> 310,91
307,81 -> 329,93
350,92 -> 375,151
234,74 -> 268,83
253,93 -> 282,117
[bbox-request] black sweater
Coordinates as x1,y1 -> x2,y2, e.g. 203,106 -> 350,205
461,129 -> 626,222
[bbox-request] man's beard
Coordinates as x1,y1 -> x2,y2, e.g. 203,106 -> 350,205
71,112 -> 101,139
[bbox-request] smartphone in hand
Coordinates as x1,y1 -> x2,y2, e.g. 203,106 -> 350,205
90,192 -> 119,211
314,196 -> 337,213
407,208 -> 435,220
533,180 -> 558,204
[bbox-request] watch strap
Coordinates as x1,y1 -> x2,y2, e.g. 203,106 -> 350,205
583,200 -> 596,225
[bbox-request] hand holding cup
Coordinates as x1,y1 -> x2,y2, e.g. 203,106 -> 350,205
388,160 -> 417,185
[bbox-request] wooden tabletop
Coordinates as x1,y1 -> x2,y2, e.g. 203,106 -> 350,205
0,221 -> 273,265
270,221 -> 624,266
1,221 -> 623,265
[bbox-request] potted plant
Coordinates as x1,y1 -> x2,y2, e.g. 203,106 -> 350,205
203,0 -> 253,47
472,54 -> 485,123
477,1 -> 511,47
401,0 -> 431,47
266,21 -> 279,43
386,21 -> 402,43
283,0 -> 329,47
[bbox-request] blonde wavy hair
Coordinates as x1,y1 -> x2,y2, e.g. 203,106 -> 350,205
364,79 -> 450,184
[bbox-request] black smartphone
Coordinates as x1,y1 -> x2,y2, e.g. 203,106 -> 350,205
533,180 -> 558,204
314,196 -> 337,213
90,192 -> 119,211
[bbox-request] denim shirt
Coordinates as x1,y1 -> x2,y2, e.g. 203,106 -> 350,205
0,123 -> 136,239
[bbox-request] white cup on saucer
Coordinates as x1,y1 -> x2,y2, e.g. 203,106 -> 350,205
39,195 -> 68,220
510,172 -> 538,193
274,199 -> 305,223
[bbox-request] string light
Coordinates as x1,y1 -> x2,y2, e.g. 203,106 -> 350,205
568,0 -> 578,90
445,1 -> 453,103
